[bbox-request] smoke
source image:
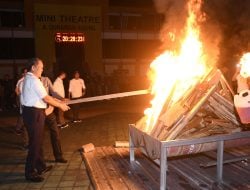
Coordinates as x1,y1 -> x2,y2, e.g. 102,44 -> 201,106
153,0 -> 250,76
202,0 -> 250,70
154,0 -> 188,51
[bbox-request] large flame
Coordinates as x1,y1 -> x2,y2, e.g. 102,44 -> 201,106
144,0 -> 210,132
239,52 -> 250,78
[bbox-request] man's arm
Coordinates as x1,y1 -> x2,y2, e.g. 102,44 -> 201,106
46,77 -> 63,100
81,79 -> 86,96
68,80 -> 72,99
43,95 -> 69,111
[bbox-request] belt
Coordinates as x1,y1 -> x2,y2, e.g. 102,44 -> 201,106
23,106 -> 45,110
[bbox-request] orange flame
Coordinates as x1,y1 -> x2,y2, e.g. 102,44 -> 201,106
239,52 -> 250,78
144,0 -> 210,132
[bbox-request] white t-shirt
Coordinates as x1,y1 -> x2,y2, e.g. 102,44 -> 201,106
69,78 -> 86,98
21,72 -> 48,108
16,77 -> 24,113
16,77 -> 24,94
53,77 -> 65,98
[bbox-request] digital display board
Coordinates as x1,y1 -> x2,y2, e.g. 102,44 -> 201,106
55,32 -> 85,43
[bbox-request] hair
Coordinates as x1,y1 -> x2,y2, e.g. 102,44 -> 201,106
27,58 -> 42,71
74,70 -> 80,76
58,71 -> 66,76
21,67 -> 28,74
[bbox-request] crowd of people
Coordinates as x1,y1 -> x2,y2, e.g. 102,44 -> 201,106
1,57 -> 149,183
0,68 -> 148,112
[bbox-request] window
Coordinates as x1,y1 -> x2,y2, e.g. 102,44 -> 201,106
103,39 -> 160,59
0,38 -> 11,58
109,0 -> 153,7
0,38 -> 34,59
109,15 -> 122,29
0,11 -> 25,28
103,39 -> 121,59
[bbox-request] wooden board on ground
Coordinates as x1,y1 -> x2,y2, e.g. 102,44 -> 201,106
82,147 -> 189,190
82,146 -> 250,190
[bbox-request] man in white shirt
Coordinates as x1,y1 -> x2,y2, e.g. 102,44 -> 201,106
53,71 -> 68,127
68,71 -> 86,122
22,58 -> 70,182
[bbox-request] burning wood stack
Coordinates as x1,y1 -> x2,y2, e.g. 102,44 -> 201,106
135,69 -> 241,141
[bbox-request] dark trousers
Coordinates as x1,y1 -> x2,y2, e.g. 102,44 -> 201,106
72,104 -> 80,120
71,97 -> 81,120
16,114 -> 29,147
22,106 -> 46,177
55,108 -> 65,125
45,113 -> 63,160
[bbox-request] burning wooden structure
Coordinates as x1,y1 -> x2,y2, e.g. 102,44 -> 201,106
128,0 -> 250,188
129,69 -> 250,190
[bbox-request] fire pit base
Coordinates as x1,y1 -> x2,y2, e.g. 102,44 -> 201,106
129,124 -> 250,190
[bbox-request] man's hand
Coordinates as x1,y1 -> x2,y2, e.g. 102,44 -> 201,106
59,103 -> 70,112
62,98 -> 70,103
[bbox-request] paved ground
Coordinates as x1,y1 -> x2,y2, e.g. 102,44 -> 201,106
0,97 -> 148,189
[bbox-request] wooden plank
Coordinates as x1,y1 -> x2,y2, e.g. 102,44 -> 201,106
116,148 -> 189,190
103,147 -> 157,190
83,146 -> 250,190
116,148 -> 160,184
100,147 -> 143,190
166,84 -> 218,140
95,147 -> 129,190
68,89 -> 149,105
82,150 -> 112,190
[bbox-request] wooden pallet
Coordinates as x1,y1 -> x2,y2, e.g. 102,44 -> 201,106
82,147 -> 189,190
82,146 -> 250,190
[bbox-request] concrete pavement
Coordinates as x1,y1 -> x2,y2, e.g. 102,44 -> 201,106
0,98 -> 147,189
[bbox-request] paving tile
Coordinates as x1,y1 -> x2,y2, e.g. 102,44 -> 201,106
61,175 -> 77,181
56,187 -> 74,190
26,182 -> 45,189
0,184 -> 11,190
74,179 -> 90,187
42,181 -> 59,188
64,169 -> 79,176
50,170 -> 65,176
58,180 -> 75,187
73,186 -> 89,190
53,165 -> 68,171
9,183 -> 28,190
46,175 -> 62,182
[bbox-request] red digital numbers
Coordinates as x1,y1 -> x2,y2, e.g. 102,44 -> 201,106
55,33 -> 85,43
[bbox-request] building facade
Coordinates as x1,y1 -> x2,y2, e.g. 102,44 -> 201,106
0,0 -> 162,86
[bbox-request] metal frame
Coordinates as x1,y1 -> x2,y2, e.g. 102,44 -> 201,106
129,124 -> 250,190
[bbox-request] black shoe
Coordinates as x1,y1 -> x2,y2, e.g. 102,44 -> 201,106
55,158 -> 68,163
38,165 -> 53,175
26,173 -> 44,182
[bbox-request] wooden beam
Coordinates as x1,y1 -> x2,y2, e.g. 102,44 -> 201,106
68,89 -> 149,105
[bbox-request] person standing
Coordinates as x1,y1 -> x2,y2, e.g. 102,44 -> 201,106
53,71 -> 68,128
21,58 -> 70,182
15,68 -> 28,149
1,74 -> 14,110
41,76 -> 68,163
68,71 -> 86,122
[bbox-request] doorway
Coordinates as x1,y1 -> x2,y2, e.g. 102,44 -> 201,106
55,40 -> 85,94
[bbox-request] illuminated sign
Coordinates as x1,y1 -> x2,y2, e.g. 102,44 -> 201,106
55,32 -> 85,43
